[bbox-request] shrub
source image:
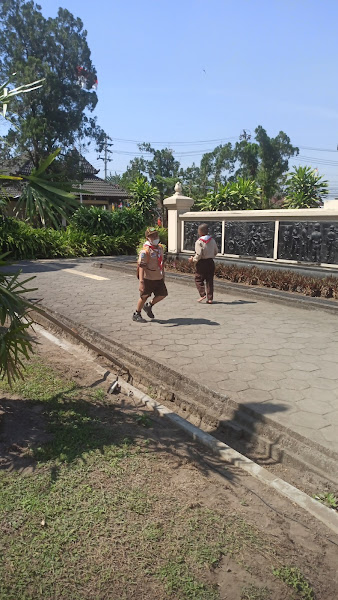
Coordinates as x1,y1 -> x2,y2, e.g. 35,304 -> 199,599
70,206 -> 146,236
166,257 -> 338,300
0,217 -> 140,260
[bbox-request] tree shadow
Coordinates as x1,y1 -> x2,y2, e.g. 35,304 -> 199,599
0,383 -> 235,485
0,375 -> 291,489
11,260 -> 79,275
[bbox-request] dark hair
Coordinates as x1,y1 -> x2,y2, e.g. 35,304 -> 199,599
198,223 -> 209,235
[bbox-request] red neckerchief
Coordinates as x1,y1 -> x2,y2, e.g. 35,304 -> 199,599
199,235 -> 212,244
144,242 -> 163,274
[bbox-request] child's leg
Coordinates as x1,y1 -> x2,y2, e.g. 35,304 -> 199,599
151,295 -> 166,306
136,294 -> 149,312
205,260 -> 215,302
195,262 -> 206,300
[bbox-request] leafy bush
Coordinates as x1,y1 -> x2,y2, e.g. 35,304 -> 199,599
284,166 -> 328,209
70,206 -> 146,236
0,255 -> 36,383
165,257 -> 338,300
129,177 -> 158,222
197,179 -> 261,211
0,217 -> 140,260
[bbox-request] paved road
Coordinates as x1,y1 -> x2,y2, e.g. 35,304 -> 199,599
20,258 -> 338,455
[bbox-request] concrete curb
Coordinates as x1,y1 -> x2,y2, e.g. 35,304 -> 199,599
35,323 -> 338,538
93,260 -> 338,315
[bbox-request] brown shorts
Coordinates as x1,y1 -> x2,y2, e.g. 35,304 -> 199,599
141,278 -> 168,298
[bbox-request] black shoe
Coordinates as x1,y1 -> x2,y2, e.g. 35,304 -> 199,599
132,311 -> 146,322
143,303 -> 155,319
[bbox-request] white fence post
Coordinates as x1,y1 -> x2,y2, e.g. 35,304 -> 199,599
163,183 -> 194,254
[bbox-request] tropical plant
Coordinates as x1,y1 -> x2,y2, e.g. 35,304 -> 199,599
197,179 -> 261,211
283,166 -> 329,209
0,148 -> 79,227
0,217 -> 141,260
0,255 -> 36,382
129,177 -> 158,223
70,205 -> 146,236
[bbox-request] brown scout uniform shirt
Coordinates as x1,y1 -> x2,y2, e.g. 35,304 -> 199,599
138,244 -> 164,280
193,237 -> 218,263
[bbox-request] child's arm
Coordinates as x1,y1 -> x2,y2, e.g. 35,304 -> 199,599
189,240 -> 203,263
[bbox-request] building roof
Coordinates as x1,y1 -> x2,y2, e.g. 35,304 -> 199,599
1,152 -> 129,201
78,176 -> 129,199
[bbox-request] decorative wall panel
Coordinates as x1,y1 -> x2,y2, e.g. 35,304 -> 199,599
183,221 -> 222,252
278,222 -> 338,264
224,221 -> 274,258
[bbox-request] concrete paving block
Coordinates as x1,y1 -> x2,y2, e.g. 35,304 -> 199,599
287,411 -> 328,430
217,380 -> 249,393
228,370 -> 257,382
250,379 -> 279,392
261,370 -> 287,381
295,398 -> 333,415
320,425 -> 338,443
322,411 -> 338,425
237,389 -> 273,403
304,388 -> 338,403
271,388 -> 305,403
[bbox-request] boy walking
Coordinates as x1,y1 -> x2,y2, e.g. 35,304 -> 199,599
133,227 -> 168,322
189,223 -> 218,304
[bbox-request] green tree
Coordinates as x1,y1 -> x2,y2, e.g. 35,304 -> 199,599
283,166 -> 328,209
199,143 -> 235,196
254,126 -> 298,207
0,0 -> 106,167
197,179 -> 261,211
178,163 -> 202,198
127,144 -> 180,220
129,177 -> 158,224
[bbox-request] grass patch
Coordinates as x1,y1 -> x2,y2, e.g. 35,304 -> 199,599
0,358 -> 311,600
241,585 -> 270,600
273,566 -> 315,599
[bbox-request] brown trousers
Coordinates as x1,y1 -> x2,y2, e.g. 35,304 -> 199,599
195,258 -> 215,300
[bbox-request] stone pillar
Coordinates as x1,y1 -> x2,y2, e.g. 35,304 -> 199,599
163,183 -> 194,254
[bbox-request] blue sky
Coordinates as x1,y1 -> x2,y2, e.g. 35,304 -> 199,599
39,0 -> 338,195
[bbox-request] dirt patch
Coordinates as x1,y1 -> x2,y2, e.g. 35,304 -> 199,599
1,333 -> 338,600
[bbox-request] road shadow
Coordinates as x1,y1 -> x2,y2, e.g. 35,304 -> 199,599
8,260 -> 79,275
155,317 -> 220,327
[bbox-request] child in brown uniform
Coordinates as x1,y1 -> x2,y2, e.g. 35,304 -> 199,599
189,223 -> 218,304
133,227 -> 168,322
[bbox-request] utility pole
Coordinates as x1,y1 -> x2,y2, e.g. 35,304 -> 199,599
98,135 -> 113,179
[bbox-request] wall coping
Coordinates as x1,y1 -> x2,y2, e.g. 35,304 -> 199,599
179,208 -> 338,220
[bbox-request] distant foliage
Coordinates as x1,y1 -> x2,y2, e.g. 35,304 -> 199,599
0,217 -> 140,259
284,166 -> 328,209
129,177 -> 158,222
70,206 -> 146,236
197,179 -> 261,211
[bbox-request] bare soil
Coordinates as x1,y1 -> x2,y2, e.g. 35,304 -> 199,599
1,332 -> 338,600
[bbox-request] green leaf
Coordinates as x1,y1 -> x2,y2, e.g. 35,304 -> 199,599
33,148 -> 61,177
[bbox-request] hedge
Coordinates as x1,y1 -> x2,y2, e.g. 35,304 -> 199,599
165,258 -> 338,300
